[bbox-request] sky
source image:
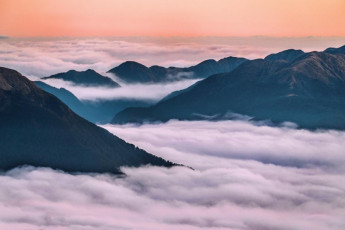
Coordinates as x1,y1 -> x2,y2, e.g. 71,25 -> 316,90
1,0 -> 345,37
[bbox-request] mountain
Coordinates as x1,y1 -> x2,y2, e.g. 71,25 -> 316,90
108,61 -> 166,83
0,67 -> 174,173
265,49 -> 305,62
324,45 -> 345,55
112,51 -> 345,130
35,81 -> 152,124
42,69 -> 120,87
107,56 -> 248,83
34,81 -> 85,113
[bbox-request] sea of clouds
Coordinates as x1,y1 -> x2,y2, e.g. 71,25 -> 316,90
41,77 -> 200,102
1,36 -> 345,80
1,36 -> 345,102
1,37 -> 345,229
1,120 -> 344,230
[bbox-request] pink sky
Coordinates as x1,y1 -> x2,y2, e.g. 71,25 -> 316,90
0,0 -> 345,37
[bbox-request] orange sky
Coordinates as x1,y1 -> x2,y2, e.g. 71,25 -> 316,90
0,0 -> 345,37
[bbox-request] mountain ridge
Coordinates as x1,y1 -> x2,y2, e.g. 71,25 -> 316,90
111,50 -> 345,130
34,81 -> 152,124
0,67 -> 174,173
42,69 -> 120,87
107,56 -> 248,83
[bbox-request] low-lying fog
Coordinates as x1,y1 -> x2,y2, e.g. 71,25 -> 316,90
1,120 -> 344,230
42,78 -> 200,102
3,36 -> 345,103
2,37 -> 345,79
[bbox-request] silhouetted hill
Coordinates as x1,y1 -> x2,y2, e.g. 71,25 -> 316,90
108,61 -> 165,83
42,69 -> 120,87
107,57 -> 248,83
35,81 -> 151,124
34,81 -> 84,112
265,49 -> 305,62
324,45 -> 345,55
0,67 -> 174,173
112,51 -> 345,130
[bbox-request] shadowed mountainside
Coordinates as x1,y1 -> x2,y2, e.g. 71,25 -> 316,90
112,50 -> 345,130
34,81 -> 151,124
0,67 -> 174,173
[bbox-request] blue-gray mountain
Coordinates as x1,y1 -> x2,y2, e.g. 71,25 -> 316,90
36,56 -> 248,123
324,44 -> 345,55
34,81 -> 151,124
112,48 -> 345,130
0,67 -> 174,173
107,56 -> 248,83
42,69 -> 120,87
264,49 -> 305,62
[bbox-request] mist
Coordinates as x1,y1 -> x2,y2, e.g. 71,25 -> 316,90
41,77 -> 200,102
3,36 -> 345,103
1,120 -> 344,230
1,37 -> 345,80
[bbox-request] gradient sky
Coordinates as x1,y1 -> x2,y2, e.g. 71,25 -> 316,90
0,0 -> 345,37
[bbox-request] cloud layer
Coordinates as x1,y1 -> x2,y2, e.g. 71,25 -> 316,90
1,120 -> 344,230
2,37 -> 345,102
42,78 -> 200,101
1,37 -> 345,80
103,120 -> 345,170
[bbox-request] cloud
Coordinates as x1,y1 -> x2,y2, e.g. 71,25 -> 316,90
41,78 -> 200,101
2,37 -> 344,102
103,120 -> 345,169
0,121 -> 344,230
1,37 -> 345,80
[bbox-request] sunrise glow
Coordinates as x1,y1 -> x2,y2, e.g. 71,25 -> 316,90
1,0 -> 345,37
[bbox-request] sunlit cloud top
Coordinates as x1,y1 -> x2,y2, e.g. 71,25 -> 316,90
1,0 -> 345,37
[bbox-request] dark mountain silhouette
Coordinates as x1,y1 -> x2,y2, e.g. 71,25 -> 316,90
0,67 -> 174,173
107,57 -> 248,83
34,81 -> 84,112
34,81 -> 151,124
265,49 -> 305,62
324,45 -> 345,55
112,51 -> 345,130
109,61 -> 166,83
42,69 -> 120,87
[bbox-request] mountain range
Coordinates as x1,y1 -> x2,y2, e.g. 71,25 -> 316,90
36,56 -> 248,123
324,44 -> 345,55
112,47 -> 345,130
34,81 -> 151,124
2,45 -> 345,173
264,49 -> 305,62
42,69 -> 120,87
107,56 -> 248,83
0,67 -> 174,173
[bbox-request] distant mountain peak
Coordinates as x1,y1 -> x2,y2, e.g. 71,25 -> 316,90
265,49 -> 305,62
112,50 -> 345,130
42,69 -> 120,87
324,45 -> 345,55
108,56 -> 248,83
